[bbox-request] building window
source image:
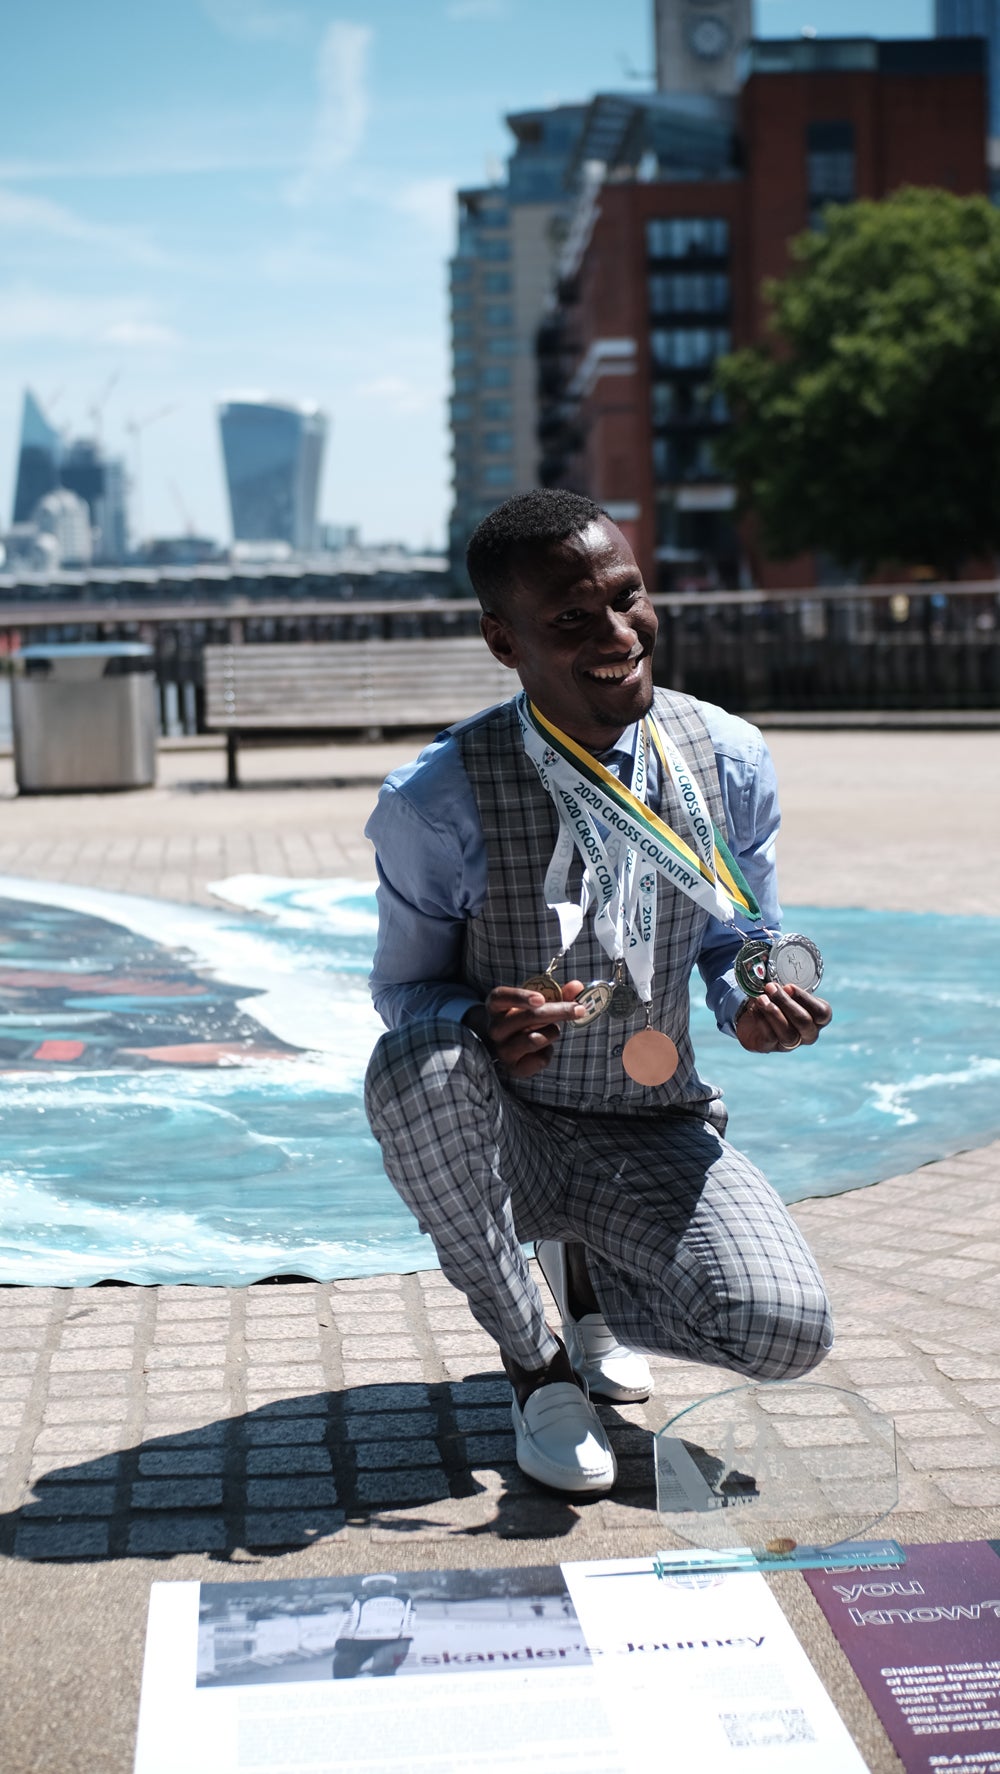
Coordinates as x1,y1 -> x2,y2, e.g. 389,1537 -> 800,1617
807,121 -> 855,225
483,303 -> 513,328
486,336 -> 516,356
646,217 -> 729,260
481,366 -> 511,388
451,260 -> 473,284
651,384 -> 677,425
451,290 -> 473,313
453,347 -> 476,366
483,431 -> 512,454
648,272 -> 729,315
451,398 -> 474,421
481,397 -> 512,421
452,320 -> 474,342
651,328 -> 731,369
483,271 -> 512,294
478,237 -> 511,262
483,463 -> 514,487
454,373 -> 476,393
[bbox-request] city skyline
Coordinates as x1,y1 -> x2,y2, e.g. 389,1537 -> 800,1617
1,0 -> 932,551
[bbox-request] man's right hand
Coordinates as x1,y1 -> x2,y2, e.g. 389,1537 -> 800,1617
465,982 -> 585,1078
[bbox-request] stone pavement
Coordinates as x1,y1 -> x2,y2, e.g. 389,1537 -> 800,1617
1,728 -> 999,1773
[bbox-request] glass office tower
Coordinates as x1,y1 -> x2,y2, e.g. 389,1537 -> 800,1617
218,397 -> 327,552
937,0 -> 1000,132
12,390 -> 61,524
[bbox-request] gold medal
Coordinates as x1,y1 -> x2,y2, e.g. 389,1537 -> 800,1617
520,970 -> 562,1003
622,1028 -> 679,1086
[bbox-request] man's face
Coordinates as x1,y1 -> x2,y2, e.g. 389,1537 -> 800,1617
481,517 -> 658,751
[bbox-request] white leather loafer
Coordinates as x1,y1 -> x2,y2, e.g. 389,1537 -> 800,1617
511,1380 -> 617,1494
535,1239 -> 653,1403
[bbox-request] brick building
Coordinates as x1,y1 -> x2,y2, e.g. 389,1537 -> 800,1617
539,38 -> 988,592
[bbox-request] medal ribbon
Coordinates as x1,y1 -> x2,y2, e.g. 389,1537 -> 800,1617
521,697 -> 760,925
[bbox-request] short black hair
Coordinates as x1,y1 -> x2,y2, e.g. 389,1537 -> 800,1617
466,488 -> 608,614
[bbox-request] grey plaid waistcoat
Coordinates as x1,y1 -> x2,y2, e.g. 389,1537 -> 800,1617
457,688 -> 728,1116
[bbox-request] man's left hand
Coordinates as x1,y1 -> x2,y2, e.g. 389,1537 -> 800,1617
735,982 -> 832,1053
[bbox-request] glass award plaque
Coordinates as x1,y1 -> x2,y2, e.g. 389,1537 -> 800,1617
653,1381 -> 903,1574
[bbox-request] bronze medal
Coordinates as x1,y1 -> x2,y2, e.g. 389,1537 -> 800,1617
622,1028 -> 679,1086
520,971 -> 562,1003
570,979 -> 614,1028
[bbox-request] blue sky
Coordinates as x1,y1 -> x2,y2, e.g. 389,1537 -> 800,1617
1,0 -> 933,550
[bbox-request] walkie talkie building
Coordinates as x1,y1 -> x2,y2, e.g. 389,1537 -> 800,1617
218,396 -> 327,553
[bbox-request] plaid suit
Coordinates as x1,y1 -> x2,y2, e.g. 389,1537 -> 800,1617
365,691 -> 832,1376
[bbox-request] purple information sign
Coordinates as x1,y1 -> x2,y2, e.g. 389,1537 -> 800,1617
806,1541 -> 1000,1773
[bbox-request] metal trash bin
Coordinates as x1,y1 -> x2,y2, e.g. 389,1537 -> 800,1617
12,642 -> 158,793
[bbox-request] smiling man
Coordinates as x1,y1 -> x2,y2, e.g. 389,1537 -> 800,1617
364,488 -> 833,1496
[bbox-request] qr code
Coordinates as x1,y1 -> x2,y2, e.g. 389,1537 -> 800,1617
720,1709 -> 817,1749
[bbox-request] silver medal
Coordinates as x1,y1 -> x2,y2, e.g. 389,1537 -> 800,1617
768,933 -> 824,992
570,979 -> 614,1028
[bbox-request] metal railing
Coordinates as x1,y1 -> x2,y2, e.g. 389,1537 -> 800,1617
1,581 -> 997,735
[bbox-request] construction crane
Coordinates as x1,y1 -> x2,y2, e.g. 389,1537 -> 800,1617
169,478 -> 196,537
125,404 -> 175,546
87,370 -> 121,445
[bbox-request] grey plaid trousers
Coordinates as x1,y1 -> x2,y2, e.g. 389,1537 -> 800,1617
365,1019 -> 833,1378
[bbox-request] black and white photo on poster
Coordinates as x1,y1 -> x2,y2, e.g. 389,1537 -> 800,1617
198,1565 -> 590,1687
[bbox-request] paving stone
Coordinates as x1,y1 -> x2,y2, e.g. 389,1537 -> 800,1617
353,1471 -> 451,1506
0,1351 -> 39,1374
340,1336 -> 420,1359
128,1517 -> 228,1554
244,1357 -> 325,1383
244,1395 -> 330,1417
844,1361 -> 930,1386
352,1439 -> 442,1471
155,1299 -> 231,1321
343,1384 -> 431,1412
18,1485 -> 117,1517
0,1375 -> 34,1403
144,1344 -> 229,1368
0,1326 -> 49,1351
331,1278 -> 403,1295
433,1335 -> 498,1356
850,1385 -> 950,1413
14,1521 -> 109,1558
245,1446 -> 333,1476
246,1477 -> 338,1509
0,1399 -> 26,1426
893,1411 -> 983,1439
936,1470 -> 1000,1507
451,1407 -> 514,1435
46,1371 -> 131,1398
459,1435 -> 515,1466
139,1448 -> 228,1476
935,1356 -> 1000,1381
0,1309 -> 53,1329
42,1398 -> 129,1425
131,1477 -> 225,1509
771,1418 -> 869,1448
29,1452 -> 122,1485
143,1421 -> 229,1447
954,1382 -> 1000,1409
343,1411 -> 437,1442
143,1395 -> 232,1422
244,1321 -> 325,1344
33,1425 -> 132,1454
58,1323 -> 135,1348
244,1416 -> 329,1445
242,1511 -> 345,1547
342,1363 -> 426,1388
49,1348 -> 132,1373
152,1319 -> 233,1345
906,1439 -> 1000,1472
144,1367 -> 227,1393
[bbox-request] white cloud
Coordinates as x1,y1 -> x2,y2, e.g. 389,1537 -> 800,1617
0,287 -> 179,347
394,177 -> 455,248
445,0 -> 508,18
0,186 -> 166,265
101,320 -> 181,348
354,375 -> 435,416
286,21 -> 372,208
200,0 -> 306,41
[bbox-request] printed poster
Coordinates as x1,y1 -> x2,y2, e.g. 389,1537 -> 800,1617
134,1556 -> 867,1773
806,1540 -> 1000,1772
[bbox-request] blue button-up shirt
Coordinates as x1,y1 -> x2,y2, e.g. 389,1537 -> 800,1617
366,696 -> 782,1036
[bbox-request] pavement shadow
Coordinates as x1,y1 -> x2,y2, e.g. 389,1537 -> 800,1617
0,1378 -> 657,1564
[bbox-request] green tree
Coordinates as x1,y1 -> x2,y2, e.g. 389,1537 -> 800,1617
714,187 -> 1000,577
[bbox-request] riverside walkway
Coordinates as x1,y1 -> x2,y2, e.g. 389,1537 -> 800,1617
0,727 -> 998,1774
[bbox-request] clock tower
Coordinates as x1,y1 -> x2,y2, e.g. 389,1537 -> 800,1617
654,0 -> 753,97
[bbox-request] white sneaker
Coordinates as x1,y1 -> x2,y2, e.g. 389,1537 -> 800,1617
511,1380 -> 616,1494
535,1239 -> 653,1403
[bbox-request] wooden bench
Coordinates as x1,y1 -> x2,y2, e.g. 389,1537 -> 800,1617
203,638 -> 516,786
